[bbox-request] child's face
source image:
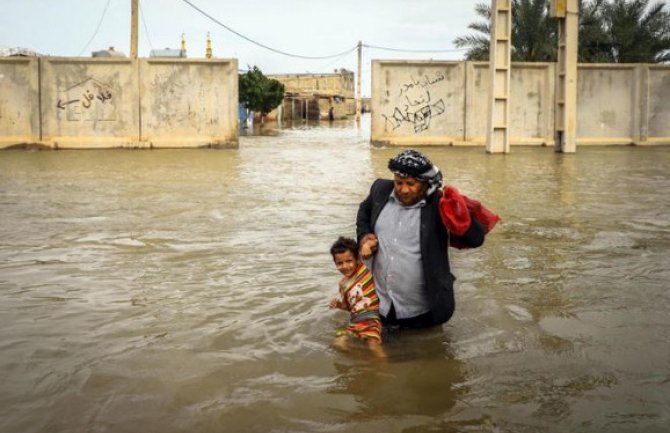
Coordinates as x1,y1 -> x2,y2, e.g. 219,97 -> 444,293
333,250 -> 359,278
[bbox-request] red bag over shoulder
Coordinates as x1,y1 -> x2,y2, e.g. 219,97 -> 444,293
439,186 -> 471,236
439,186 -> 501,248
465,196 -> 500,233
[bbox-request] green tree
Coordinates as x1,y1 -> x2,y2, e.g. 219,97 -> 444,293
454,0 -> 670,63
239,66 -> 285,122
577,0 -> 613,62
454,0 -> 557,62
600,0 -> 670,62
453,3 -> 492,61
511,0 -> 557,61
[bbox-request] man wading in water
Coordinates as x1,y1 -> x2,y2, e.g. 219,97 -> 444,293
357,149 -> 497,329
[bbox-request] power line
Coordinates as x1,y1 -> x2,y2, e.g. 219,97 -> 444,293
140,1 -> 155,52
313,49 -> 358,73
363,43 -> 467,54
179,0 -> 358,60
78,0 -> 114,56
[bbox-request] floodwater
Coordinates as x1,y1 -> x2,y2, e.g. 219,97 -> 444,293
1,116 -> 669,433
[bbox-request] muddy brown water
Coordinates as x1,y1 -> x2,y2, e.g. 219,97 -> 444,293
1,116 -> 669,432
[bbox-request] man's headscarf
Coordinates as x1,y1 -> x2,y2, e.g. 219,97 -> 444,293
388,149 -> 443,196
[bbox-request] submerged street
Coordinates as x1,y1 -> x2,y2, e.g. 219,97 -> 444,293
1,116 -> 669,432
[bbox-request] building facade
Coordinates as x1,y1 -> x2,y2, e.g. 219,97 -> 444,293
268,69 -> 355,121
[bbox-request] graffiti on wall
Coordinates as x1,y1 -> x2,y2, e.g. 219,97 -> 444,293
382,70 -> 447,133
56,78 -> 116,121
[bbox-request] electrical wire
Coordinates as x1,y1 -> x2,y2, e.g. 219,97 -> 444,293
312,49 -> 358,73
78,0 -> 114,56
140,1 -> 155,53
179,0 -> 358,60
363,43 -> 467,53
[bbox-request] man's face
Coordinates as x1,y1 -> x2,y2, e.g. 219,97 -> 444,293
393,174 -> 427,206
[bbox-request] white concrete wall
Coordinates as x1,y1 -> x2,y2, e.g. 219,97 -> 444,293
140,59 -> 238,148
371,60 -> 466,146
0,58 -> 40,148
577,65 -> 637,144
647,65 -> 670,144
510,63 -> 555,145
40,58 -> 140,148
466,62 -> 555,145
371,60 -> 670,147
464,62 -> 489,144
0,57 -> 239,149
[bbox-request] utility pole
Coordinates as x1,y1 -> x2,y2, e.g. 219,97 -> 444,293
356,40 -> 362,122
130,0 -> 139,59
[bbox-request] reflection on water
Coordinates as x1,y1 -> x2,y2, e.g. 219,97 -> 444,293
1,115 -> 669,433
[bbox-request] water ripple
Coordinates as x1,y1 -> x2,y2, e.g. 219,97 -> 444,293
1,124 -> 669,433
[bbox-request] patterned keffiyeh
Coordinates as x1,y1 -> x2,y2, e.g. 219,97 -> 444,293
388,149 -> 443,196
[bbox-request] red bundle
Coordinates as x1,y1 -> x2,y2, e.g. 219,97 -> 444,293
439,186 -> 500,248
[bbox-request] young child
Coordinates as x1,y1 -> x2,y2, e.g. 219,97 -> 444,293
329,237 -> 385,358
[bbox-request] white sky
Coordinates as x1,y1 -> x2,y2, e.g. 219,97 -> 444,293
0,0 -> 480,96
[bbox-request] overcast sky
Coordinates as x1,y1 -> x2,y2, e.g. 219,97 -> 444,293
0,0 -> 480,96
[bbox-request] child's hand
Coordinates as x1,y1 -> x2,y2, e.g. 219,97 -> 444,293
329,297 -> 343,310
359,234 -> 378,259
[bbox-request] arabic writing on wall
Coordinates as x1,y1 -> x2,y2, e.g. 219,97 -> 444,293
56,78 -> 116,121
382,70 -> 447,133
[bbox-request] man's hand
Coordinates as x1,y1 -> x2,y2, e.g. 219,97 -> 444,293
359,234 -> 378,259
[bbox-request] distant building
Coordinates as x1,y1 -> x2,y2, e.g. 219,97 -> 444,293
92,46 -> 127,58
151,34 -> 188,58
268,69 -> 356,121
150,48 -> 187,58
0,47 -> 39,57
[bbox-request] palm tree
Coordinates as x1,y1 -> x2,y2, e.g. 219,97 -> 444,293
453,3 -> 491,61
454,0 -> 670,63
601,0 -> 670,62
577,0 -> 612,62
511,0 -> 557,61
454,0 -> 557,62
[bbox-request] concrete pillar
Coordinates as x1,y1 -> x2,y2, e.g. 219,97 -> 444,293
634,64 -> 649,145
130,0 -> 138,59
486,0 -> 512,154
551,0 -> 578,153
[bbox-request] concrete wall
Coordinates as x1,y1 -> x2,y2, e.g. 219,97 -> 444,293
372,61 -> 466,146
646,65 -> 670,144
40,58 -> 140,148
0,57 -> 40,148
0,57 -> 238,149
140,59 -> 238,148
465,62 -> 554,145
371,60 -> 670,146
510,63 -> 555,145
577,64 -> 637,144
